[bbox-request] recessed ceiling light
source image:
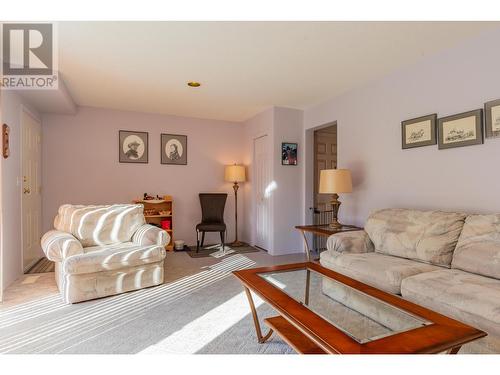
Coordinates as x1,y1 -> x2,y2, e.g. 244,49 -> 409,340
187,81 -> 201,87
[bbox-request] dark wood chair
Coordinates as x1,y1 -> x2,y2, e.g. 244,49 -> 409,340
196,193 -> 228,252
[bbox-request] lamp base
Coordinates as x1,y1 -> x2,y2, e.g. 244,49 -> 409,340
329,218 -> 343,229
329,194 -> 343,229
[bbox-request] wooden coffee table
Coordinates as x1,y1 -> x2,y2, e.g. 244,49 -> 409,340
233,262 -> 486,354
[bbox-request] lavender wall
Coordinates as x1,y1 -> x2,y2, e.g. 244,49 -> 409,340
242,106 -> 304,255
304,28 -> 500,227
42,107 -> 245,246
272,107 -> 303,253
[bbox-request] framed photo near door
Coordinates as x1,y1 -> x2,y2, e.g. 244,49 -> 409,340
438,109 -> 483,150
119,130 -> 148,163
282,142 -> 298,165
485,99 -> 500,138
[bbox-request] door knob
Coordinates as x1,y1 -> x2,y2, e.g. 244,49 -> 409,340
23,187 -> 31,194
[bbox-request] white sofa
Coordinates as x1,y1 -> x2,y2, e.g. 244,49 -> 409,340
320,208 -> 500,353
41,204 -> 169,304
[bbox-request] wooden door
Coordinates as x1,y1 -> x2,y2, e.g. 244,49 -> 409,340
314,124 -> 337,210
254,135 -> 272,251
21,109 -> 42,272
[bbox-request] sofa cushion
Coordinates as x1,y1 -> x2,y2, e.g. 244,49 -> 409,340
320,251 -> 441,294
62,242 -> 166,275
401,269 -> 500,337
326,230 -> 374,254
364,208 -> 466,267
452,214 -> 500,280
54,204 -> 146,247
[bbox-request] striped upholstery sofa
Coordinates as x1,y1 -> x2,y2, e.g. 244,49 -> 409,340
41,204 -> 169,304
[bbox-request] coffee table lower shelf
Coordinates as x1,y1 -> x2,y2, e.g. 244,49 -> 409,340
264,316 -> 326,354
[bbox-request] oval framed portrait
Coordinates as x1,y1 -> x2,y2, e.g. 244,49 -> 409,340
119,130 -> 148,163
161,134 -> 187,165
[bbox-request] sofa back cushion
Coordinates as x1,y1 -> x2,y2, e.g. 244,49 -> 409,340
452,214 -> 500,280
364,209 -> 466,267
54,204 -> 145,247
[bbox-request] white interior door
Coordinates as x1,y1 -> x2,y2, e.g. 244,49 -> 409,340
22,109 -> 42,272
254,135 -> 272,251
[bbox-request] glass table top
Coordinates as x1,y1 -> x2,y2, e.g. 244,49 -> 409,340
258,267 -> 430,344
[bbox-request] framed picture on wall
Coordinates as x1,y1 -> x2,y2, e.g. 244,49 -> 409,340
161,133 -> 187,165
119,130 -> 148,163
281,142 -> 298,165
485,99 -> 500,139
438,109 -> 483,150
2,124 -> 10,159
401,114 -> 437,149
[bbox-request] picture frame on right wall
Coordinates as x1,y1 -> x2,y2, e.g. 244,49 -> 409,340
401,114 -> 437,149
485,98 -> 500,139
438,109 -> 483,150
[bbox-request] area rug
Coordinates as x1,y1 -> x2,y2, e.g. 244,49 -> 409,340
187,243 -> 260,258
26,257 -> 55,274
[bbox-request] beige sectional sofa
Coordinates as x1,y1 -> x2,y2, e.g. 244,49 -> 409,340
41,204 -> 169,304
320,208 -> 500,353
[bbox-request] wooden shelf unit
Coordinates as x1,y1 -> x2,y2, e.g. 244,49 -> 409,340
133,195 -> 174,251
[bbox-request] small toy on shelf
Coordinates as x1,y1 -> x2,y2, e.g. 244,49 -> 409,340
144,208 -> 158,216
143,193 -> 155,200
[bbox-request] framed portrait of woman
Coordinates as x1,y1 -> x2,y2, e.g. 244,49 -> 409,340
161,133 -> 187,165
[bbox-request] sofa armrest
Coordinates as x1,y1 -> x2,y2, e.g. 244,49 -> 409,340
41,230 -> 84,262
326,230 -> 374,254
132,224 -> 170,247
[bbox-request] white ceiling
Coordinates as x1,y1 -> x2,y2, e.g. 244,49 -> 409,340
57,21 -> 498,122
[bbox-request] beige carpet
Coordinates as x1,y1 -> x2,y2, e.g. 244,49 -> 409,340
0,250 -> 307,354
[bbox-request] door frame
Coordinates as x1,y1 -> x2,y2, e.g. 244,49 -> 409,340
20,105 -> 42,273
304,121 -> 338,225
313,122 -> 338,209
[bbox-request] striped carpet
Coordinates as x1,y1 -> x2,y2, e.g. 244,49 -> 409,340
27,258 -> 55,274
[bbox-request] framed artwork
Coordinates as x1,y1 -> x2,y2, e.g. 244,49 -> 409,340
485,99 -> 500,138
119,130 -> 148,163
161,133 -> 187,165
438,109 -> 483,150
281,142 -> 298,165
3,124 -> 10,159
401,114 -> 437,149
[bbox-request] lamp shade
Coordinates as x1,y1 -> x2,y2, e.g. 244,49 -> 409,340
319,169 -> 352,194
225,164 -> 246,183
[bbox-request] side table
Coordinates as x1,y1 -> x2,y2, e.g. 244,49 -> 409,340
295,224 -> 362,261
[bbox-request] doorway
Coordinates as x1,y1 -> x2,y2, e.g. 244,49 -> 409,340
21,108 -> 42,272
253,135 -> 272,251
313,123 -> 337,210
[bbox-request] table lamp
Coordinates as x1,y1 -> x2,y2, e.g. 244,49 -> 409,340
319,169 -> 352,229
225,164 -> 246,246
